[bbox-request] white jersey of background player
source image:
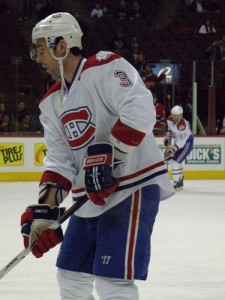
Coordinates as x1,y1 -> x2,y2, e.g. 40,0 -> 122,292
164,105 -> 194,191
20,13 -> 174,300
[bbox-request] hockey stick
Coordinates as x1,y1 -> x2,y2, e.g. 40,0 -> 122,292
0,194 -> 89,280
164,145 -> 170,171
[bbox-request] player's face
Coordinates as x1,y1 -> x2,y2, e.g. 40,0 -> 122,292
35,38 -> 60,80
171,114 -> 181,123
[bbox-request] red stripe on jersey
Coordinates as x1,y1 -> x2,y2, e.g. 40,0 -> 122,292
68,126 -> 95,148
126,190 -> 141,279
71,160 -> 165,195
40,171 -> 72,191
61,110 -> 90,123
111,119 -> 145,147
80,53 -> 121,75
119,161 -> 165,182
40,81 -> 61,104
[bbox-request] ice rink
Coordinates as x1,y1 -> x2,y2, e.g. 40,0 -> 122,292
0,180 -> 225,300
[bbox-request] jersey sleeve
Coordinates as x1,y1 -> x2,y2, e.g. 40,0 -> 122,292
84,52 -> 156,149
39,99 -> 77,189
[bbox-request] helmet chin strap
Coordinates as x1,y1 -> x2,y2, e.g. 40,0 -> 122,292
50,49 -> 70,108
58,57 -> 66,108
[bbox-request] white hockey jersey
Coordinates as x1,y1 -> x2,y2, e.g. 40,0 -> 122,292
166,116 -> 193,149
39,51 -> 174,217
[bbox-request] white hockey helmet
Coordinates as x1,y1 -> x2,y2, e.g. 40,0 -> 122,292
171,105 -> 183,116
31,12 -> 83,59
171,105 -> 183,122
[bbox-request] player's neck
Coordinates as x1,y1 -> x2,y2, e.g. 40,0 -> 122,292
64,55 -> 82,83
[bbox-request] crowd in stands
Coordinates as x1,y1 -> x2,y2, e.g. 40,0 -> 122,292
0,0 -> 55,22
184,0 -> 223,12
0,99 -> 43,134
206,33 -> 225,60
0,0 -> 225,135
90,1 -> 145,20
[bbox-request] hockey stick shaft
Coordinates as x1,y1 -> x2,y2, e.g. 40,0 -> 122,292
0,195 -> 89,280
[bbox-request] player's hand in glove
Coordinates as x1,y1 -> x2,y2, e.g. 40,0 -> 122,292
164,145 -> 179,161
83,143 -> 119,206
21,204 -> 65,258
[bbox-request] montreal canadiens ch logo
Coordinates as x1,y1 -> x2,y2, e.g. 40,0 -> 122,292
61,107 -> 95,150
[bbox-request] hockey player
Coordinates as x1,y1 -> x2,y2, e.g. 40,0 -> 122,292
20,12 -> 174,300
164,105 -> 194,191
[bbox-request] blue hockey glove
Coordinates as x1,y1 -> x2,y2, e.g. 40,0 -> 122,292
83,143 -> 119,206
21,204 -> 65,258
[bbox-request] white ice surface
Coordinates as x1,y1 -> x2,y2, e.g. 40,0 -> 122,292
0,180 -> 225,300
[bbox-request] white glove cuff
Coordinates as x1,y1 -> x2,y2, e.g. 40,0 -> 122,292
108,134 -> 135,161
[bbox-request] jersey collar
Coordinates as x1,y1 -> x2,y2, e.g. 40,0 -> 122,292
65,56 -> 84,90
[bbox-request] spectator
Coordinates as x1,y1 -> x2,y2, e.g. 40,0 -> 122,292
198,18 -> 216,34
0,113 -> 17,132
18,112 -> 37,132
135,52 -> 146,77
18,0 -> 30,22
110,28 -> 129,57
102,5 -> 112,18
114,0 -> 131,19
90,2 -> 103,19
130,1 -> 144,19
189,0 -> 206,12
206,34 -> 225,60
152,94 -> 166,136
129,35 -> 139,53
0,102 -> 15,123
142,64 -> 159,93
156,72 -> 167,90
14,100 -> 34,123
130,52 -> 139,68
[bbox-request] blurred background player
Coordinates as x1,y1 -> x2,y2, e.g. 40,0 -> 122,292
164,105 -> 194,191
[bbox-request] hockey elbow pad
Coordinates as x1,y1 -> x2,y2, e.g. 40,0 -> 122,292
39,171 -> 72,205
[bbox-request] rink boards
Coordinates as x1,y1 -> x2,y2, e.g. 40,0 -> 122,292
0,136 -> 225,181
